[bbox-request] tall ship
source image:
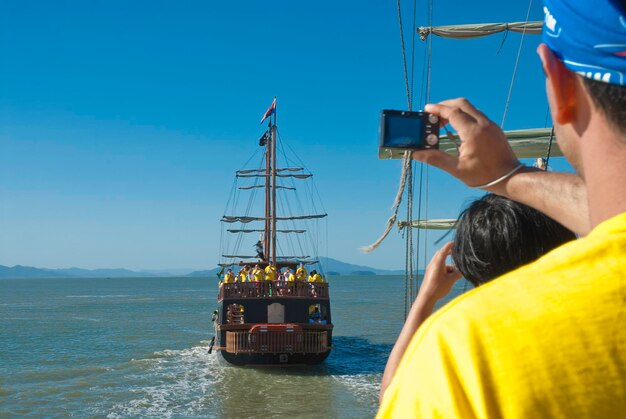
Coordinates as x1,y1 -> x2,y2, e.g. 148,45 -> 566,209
210,98 -> 332,366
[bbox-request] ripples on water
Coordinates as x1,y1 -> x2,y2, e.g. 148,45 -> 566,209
0,276 -> 468,418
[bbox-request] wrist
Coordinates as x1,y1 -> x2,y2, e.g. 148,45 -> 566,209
414,292 -> 439,310
486,165 -> 539,196
472,163 -> 525,190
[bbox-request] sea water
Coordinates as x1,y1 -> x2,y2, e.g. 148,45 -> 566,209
0,275 -> 470,418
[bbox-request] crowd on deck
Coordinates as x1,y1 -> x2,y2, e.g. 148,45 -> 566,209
220,263 -> 325,285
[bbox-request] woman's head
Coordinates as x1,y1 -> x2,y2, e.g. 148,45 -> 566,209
452,194 -> 576,287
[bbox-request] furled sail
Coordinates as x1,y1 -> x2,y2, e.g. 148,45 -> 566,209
380,128 -> 560,159
418,21 -> 543,40
227,229 -> 306,233
397,219 -> 457,230
237,173 -> 312,179
439,128 -> 561,158
236,167 -> 305,175
222,214 -> 327,223
238,185 -> 296,190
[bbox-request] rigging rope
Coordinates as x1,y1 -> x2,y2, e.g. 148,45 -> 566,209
396,0 -> 413,110
501,0 -> 534,128
406,162 -> 414,317
414,163 -> 424,301
409,0 -> 418,105
545,126 -> 555,169
360,154 -> 411,253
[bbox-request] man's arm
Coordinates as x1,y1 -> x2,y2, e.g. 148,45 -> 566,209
412,98 -> 590,235
380,242 -> 462,402
493,168 -> 589,235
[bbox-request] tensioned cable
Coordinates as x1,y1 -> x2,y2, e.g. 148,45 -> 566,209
545,126 -> 555,169
420,165 -> 430,297
413,0 -> 433,300
397,0 -> 413,110
414,163 -> 424,300
231,155 -> 265,258
275,129 -> 324,264
409,0 -> 418,105
425,0 -> 434,105
362,0 -> 417,255
501,0 -> 534,128
277,133 -> 317,259
278,131 -> 327,215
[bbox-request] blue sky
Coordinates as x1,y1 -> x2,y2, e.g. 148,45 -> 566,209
0,0 -> 572,271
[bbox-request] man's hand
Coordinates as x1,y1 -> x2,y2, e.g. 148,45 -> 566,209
416,242 -> 463,305
412,98 -> 520,191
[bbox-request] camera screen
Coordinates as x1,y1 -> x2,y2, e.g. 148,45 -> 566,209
383,113 -> 425,147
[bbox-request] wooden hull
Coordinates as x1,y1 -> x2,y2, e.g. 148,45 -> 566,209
214,282 -> 333,366
218,347 -> 331,366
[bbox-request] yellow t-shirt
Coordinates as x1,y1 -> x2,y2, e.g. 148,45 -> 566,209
240,270 -> 248,283
253,269 -> 264,282
223,272 -> 235,284
286,272 -> 295,282
265,265 -> 276,281
378,212 -> 626,418
296,267 -> 308,281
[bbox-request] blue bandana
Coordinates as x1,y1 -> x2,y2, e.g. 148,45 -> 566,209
543,0 -> 626,85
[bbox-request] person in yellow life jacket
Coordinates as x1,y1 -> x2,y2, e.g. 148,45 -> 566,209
306,269 -> 323,283
239,265 -> 250,283
252,264 -> 264,282
265,264 -> 276,281
285,267 -> 295,282
223,269 -> 235,284
296,263 -> 308,281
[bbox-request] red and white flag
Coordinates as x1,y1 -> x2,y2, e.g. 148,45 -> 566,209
260,97 -> 276,124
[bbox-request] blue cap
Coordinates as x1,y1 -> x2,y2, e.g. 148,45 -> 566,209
543,0 -> 626,85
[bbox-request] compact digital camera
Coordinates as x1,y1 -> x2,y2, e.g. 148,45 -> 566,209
378,110 -> 440,159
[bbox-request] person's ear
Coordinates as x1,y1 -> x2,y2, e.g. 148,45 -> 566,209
537,43 -> 578,124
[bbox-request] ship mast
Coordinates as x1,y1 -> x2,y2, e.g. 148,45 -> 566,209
220,99 -> 327,268
271,111 -> 278,265
264,127 -> 271,262
263,105 -> 278,265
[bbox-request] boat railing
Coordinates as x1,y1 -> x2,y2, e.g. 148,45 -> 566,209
219,281 -> 329,300
225,330 -> 328,354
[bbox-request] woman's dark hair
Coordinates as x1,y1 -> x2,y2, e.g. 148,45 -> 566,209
452,194 -> 576,287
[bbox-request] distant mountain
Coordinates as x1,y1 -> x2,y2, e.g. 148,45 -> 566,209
317,257 -> 404,276
55,267 -> 154,278
0,257 -> 406,279
0,265 -> 156,279
187,268 -> 221,277
0,265 -> 66,278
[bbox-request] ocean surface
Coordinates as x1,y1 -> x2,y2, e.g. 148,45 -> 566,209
0,275 -> 469,418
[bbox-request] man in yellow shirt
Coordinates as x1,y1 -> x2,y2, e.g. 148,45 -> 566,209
239,265 -> 250,283
296,263 -> 308,281
252,264 -> 264,282
307,270 -> 324,283
313,272 -> 323,283
222,269 -> 235,284
264,264 -> 276,281
284,267 -> 295,282
379,0 -> 626,416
